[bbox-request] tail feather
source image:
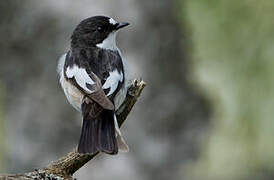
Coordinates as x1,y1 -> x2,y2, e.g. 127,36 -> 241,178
78,100 -> 118,155
98,110 -> 118,154
78,117 -> 99,154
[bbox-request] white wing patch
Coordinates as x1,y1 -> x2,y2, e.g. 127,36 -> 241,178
102,69 -> 123,96
66,65 -> 95,93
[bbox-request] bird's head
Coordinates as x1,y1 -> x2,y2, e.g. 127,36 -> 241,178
71,16 -> 129,50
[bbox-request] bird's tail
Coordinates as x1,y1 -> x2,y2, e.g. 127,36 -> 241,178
78,101 -> 118,155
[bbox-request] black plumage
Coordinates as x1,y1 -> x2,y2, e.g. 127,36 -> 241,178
60,16 -> 129,155
64,47 -> 124,96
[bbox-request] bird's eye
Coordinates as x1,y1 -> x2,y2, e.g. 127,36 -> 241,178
97,27 -> 103,32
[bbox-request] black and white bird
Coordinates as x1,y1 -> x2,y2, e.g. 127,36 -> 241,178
58,16 -> 130,155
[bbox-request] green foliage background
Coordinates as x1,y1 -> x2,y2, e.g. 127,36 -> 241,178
183,0 -> 274,178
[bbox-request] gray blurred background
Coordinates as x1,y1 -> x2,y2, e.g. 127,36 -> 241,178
0,0 -> 274,180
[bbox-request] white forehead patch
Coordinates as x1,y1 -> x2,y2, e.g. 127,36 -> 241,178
109,18 -> 117,25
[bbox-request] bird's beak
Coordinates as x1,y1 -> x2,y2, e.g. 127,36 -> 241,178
115,22 -> 130,30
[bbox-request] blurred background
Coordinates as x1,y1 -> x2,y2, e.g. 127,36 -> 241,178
0,0 -> 274,179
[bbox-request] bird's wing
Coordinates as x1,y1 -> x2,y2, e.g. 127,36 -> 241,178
102,69 -> 124,97
64,54 -> 114,110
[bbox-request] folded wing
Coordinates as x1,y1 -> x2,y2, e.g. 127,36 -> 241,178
64,54 -> 114,110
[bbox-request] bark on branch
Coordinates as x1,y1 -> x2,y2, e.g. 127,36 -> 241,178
0,79 -> 146,180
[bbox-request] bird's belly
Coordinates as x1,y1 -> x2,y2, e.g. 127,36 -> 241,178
62,78 -> 83,112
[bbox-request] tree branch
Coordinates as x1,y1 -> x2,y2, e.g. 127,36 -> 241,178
0,79 -> 146,180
